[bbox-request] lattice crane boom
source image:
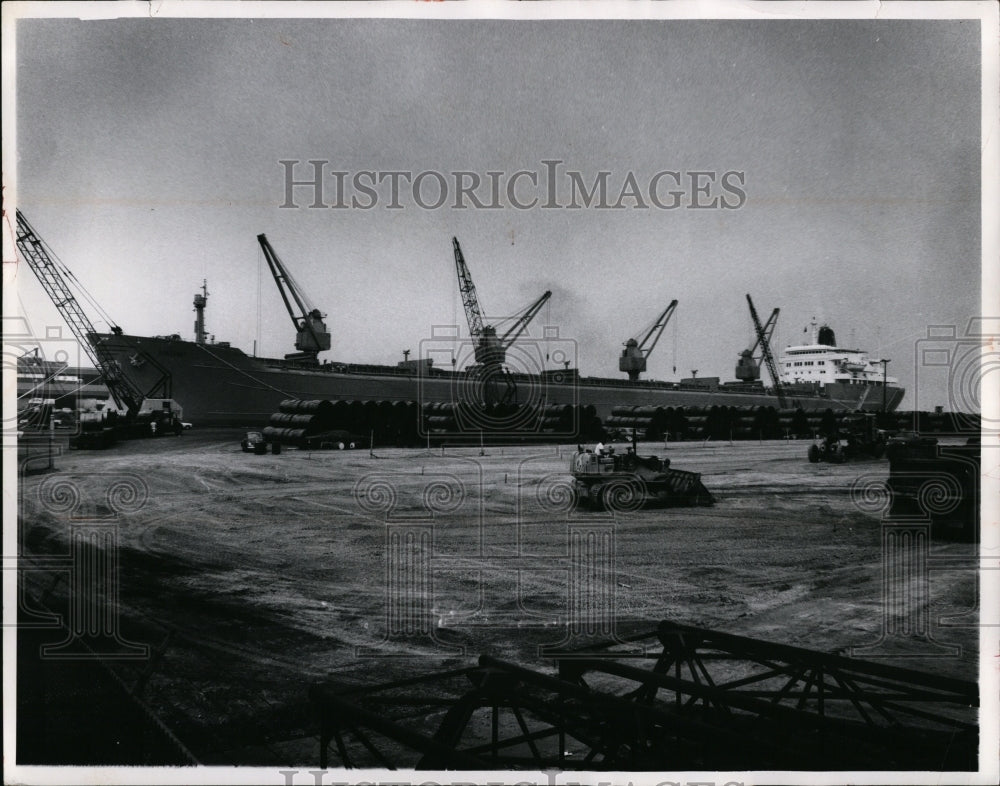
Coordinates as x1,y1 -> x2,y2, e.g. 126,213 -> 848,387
746,293 -> 787,408
15,210 -> 144,414
452,237 -> 485,340
748,306 -> 779,356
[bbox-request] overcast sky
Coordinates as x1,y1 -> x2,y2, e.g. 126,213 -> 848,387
10,12 -> 987,410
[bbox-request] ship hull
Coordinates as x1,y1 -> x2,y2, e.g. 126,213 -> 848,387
92,334 -> 905,426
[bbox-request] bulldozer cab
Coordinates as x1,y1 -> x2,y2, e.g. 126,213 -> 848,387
571,451 -> 616,476
571,449 -> 670,478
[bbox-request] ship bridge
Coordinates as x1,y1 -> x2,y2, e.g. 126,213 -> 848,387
779,343 -> 898,387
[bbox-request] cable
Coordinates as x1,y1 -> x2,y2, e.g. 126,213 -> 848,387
672,310 -> 678,375
281,259 -> 317,315
256,243 -> 263,355
40,235 -> 118,330
493,294 -> 539,332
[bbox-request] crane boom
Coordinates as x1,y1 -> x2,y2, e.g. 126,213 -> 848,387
500,290 -> 552,348
636,299 -> 678,356
746,294 -> 787,408
453,237 -> 485,339
257,234 -> 310,332
257,234 -> 331,360
15,210 -> 145,415
748,306 -> 779,356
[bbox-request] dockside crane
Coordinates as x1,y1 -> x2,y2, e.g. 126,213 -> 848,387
742,293 -> 787,408
257,234 -> 331,363
619,299 -> 678,381
452,237 -> 551,404
735,299 -> 780,382
15,210 -> 147,417
453,237 -> 551,367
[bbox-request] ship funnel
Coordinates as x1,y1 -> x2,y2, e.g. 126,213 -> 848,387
817,325 -> 836,346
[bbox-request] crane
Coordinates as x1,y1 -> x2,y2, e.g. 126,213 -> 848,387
15,210 -> 150,416
257,234 -> 331,363
452,237 -> 551,406
619,299 -> 678,381
743,293 -> 787,408
734,299 -> 780,383
452,237 -> 551,368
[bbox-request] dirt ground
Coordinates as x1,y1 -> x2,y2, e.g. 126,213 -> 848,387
15,429 -> 980,765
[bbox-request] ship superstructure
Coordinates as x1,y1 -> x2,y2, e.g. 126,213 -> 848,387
778,322 -> 897,389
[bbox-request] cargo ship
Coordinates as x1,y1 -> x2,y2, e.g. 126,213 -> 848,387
86,315 -> 903,428
17,217 -> 903,432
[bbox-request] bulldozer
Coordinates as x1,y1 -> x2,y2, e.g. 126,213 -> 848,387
570,439 -> 714,511
885,434 -> 978,542
808,411 -> 886,463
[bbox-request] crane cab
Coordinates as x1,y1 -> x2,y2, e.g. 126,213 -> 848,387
619,338 -> 647,380
735,348 -> 761,382
295,309 -> 331,354
473,325 -> 506,366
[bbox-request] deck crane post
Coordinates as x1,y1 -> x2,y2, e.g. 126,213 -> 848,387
452,237 -> 551,405
256,234 -> 331,363
619,299 -> 679,381
744,293 -> 787,408
14,210 -> 148,417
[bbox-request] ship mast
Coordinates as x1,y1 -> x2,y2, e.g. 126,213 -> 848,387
193,280 -> 209,345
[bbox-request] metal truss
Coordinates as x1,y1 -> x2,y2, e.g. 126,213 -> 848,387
310,620 -> 977,770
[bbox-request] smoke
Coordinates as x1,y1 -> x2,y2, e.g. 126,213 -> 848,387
517,279 -> 613,376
